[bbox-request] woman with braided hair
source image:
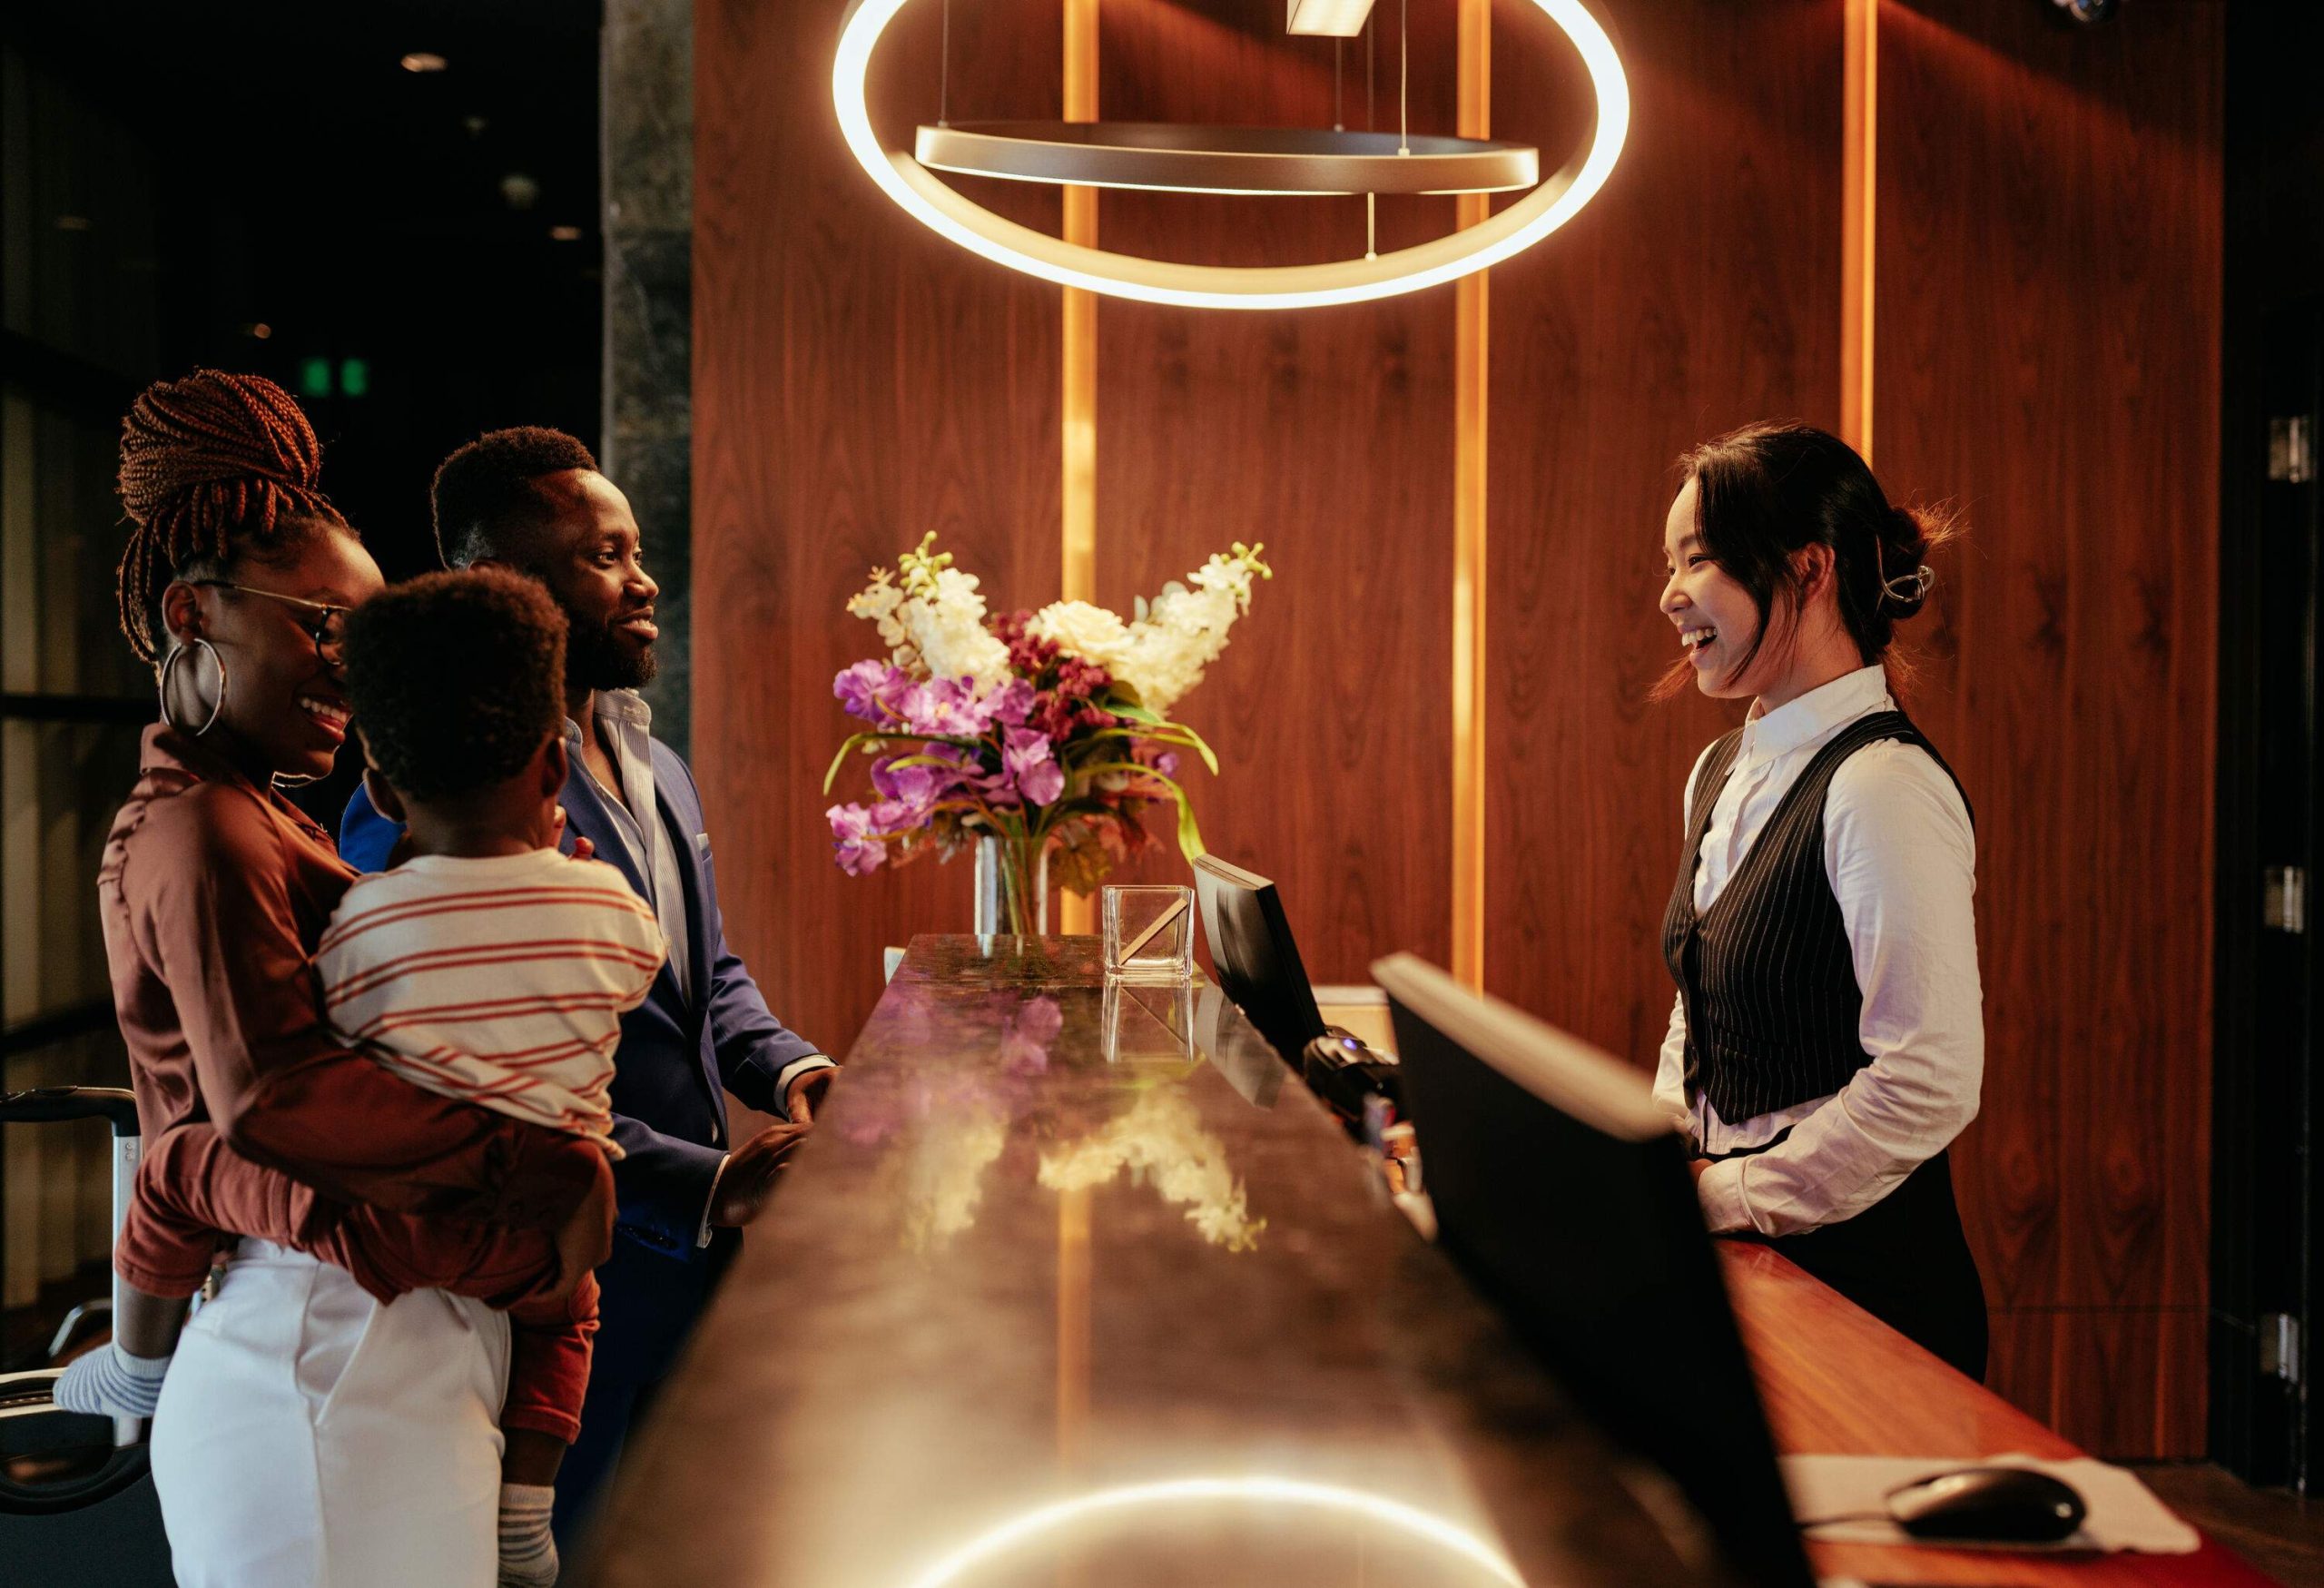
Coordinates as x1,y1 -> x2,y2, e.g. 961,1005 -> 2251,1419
88,370 -> 613,1585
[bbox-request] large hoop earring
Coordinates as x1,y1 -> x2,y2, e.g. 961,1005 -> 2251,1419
159,638 -> 227,736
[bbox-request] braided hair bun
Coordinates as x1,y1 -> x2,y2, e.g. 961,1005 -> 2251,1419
114,370 -> 346,662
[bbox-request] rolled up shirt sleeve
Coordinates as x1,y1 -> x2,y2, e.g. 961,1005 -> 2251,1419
1697,742 -> 1984,1237
127,784 -> 604,1232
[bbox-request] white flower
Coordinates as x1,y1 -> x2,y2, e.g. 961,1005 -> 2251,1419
910,567 -> 1012,686
1029,546 -> 1269,714
846,554 -> 1010,688
1027,599 -> 1132,668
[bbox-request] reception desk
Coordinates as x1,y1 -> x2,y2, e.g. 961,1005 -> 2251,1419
577,937 -> 2270,1587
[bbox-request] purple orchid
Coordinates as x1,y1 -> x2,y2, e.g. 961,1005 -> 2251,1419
826,802 -> 887,875
898,676 -> 991,736
983,678 -> 1036,728
833,659 -> 911,723
870,757 -> 955,818
1001,725 -> 1065,807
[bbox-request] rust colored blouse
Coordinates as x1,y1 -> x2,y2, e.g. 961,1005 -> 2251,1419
98,725 -> 604,1231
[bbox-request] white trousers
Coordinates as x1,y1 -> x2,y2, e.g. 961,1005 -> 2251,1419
149,1239 -> 511,1588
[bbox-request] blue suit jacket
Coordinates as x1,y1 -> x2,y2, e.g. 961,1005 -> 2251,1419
340,737 -> 822,1263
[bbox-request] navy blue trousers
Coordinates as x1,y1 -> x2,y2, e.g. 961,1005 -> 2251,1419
551,1230 -> 734,1549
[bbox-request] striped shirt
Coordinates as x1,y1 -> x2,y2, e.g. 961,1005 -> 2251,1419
316,848 -> 666,1153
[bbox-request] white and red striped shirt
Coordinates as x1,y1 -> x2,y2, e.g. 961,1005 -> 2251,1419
315,848 -> 665,1154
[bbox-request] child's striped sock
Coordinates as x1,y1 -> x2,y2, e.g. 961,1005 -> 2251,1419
52,1340 -> 171,1419
497,1482 -> 559,1588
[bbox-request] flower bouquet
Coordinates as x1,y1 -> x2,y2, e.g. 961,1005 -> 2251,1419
824,533 -> 1269,932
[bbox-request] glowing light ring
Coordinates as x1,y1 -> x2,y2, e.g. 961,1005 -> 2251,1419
898,1475 -> 1527,1588
833,0 -> 1630,311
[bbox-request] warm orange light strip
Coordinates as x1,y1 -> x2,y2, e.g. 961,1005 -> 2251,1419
1840,0 -> 1876,462
1060,0 -> 1098,938
1451,0 -> 1490,990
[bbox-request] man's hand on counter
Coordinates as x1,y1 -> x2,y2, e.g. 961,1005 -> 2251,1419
710,1120 -> 813,1228
784,1066 -> 834,1126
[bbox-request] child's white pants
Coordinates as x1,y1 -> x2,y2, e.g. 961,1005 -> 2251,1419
149,1239 -> 511,1587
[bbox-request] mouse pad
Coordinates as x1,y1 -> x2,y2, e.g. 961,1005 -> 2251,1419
1781,1453 -> 2200,1553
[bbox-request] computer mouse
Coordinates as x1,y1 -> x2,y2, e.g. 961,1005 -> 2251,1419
1885,1466 -> 2088,1543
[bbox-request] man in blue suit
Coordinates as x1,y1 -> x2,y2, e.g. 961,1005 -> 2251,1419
340,428 -> 832,1543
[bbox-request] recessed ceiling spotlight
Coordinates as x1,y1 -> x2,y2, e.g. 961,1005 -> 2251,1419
400,52 -> 448,73
549,225 -> 584,242
463,114 -> 488,135
246,322 -> 273,340
500,173 -> 541,211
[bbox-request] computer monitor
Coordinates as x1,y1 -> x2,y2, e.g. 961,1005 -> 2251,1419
1191,854 -> 1327,1062
1370,952 -> 1815,1588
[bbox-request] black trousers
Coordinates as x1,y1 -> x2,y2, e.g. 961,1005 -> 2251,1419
1713,1145 -> 1989,1382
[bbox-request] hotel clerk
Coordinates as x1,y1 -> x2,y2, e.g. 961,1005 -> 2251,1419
1654,420 -> 1988,1380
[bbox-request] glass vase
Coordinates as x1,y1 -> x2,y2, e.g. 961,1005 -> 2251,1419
972,833 -> 1050,936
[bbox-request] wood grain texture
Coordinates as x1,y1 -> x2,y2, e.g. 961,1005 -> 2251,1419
694,0 -> 1066,1051
1874,0 -> 2223,1451
694,0 -> 2225,1461
1088,0 -> 1461,981
1722,1244 -> 2274,1584
1482,0 -> 1846,1062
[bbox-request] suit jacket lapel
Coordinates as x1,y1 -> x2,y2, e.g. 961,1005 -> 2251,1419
562,763 -> 693,1012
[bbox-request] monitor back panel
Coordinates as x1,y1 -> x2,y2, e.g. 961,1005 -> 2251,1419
1388,995 -> 1815,1588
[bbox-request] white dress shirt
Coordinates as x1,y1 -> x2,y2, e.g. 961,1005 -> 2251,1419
1652,664 -> 1984,1238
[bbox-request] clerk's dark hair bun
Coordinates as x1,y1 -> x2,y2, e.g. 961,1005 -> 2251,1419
1674,421 -> 1956,686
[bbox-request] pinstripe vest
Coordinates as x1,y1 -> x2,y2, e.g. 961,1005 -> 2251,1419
1659,710 -> 1972,1124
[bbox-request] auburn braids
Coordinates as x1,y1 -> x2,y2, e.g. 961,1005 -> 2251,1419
114,370 -> 346,662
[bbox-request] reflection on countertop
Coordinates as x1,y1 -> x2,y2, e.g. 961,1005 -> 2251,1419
579,936 -> 1731,1588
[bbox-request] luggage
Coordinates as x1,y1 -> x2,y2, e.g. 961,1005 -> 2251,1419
0,1087 -> 173,1586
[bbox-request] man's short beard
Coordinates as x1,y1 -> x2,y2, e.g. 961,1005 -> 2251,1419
567,616 -> 658,694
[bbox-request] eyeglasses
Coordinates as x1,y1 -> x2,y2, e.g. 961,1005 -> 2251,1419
189,580 -> 352,667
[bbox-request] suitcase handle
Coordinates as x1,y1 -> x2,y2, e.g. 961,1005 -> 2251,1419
0,1087 -> 139,1138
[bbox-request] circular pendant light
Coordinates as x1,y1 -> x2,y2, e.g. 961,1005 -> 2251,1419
832,0 -> 1630,311
914,122 -> 1540,197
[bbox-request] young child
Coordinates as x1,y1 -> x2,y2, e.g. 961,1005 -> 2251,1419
61,567 -> 664,1587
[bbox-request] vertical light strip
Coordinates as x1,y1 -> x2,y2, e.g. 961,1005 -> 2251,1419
1060,0 -> 1099,937
1840,0 -> 1876,463
1450,0 -> 1490,989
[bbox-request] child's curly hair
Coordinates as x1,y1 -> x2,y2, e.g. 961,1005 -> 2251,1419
344,568 -> 568,803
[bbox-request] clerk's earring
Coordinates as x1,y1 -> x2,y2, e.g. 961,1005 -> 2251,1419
159,638 -> 227,736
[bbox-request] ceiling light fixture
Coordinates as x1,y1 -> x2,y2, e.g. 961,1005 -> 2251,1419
914,123 -> 1537,198
832,0 -> 1629,311
1286,0 -> 1380,38
399,52 -> 448,73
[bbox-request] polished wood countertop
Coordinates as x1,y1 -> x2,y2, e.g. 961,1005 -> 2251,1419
1723,1242 -> 2275,1585
578,934 -> 2271,1587
578,937 -> 1720,1586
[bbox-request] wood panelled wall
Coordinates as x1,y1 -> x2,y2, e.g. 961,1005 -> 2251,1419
1872,0 -> 2222,1456
694,0 -> 2222,1455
